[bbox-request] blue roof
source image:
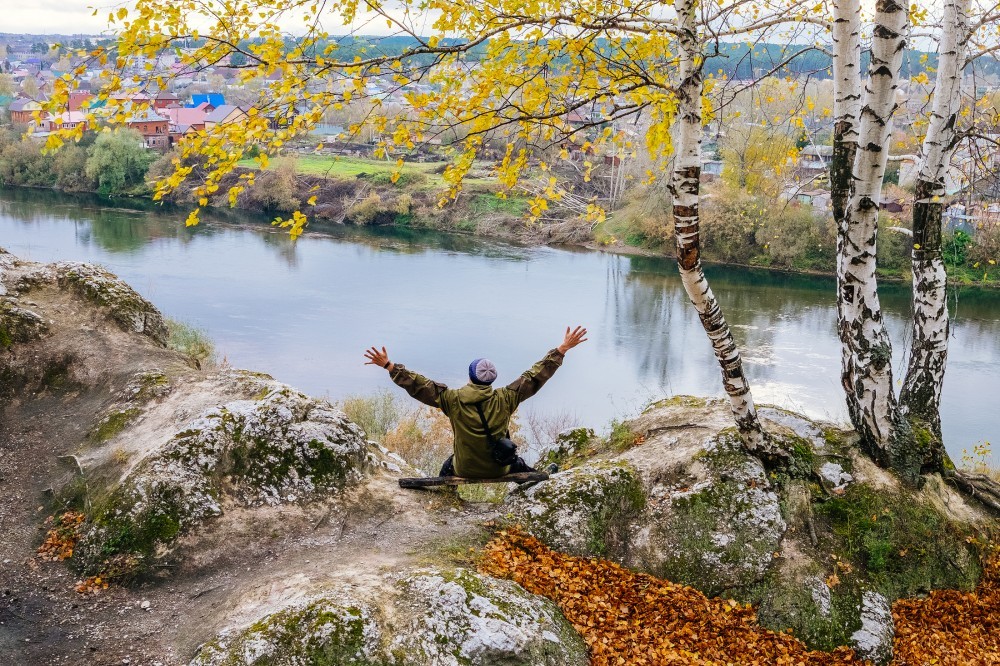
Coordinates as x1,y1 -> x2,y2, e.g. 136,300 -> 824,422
188,93 -> 225,108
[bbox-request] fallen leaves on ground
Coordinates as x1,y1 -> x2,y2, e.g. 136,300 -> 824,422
479,529 -> 861,665
74,575 -> 109,595
892,553 -> 1000,665
36,511 -> 85,561
481,530 -> 1000,665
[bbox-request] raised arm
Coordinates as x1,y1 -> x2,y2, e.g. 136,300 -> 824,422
506,326 -> 588,405
364,345 -> 448,409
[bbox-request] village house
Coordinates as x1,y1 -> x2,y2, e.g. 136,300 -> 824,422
165,102 -> 214,145
8,97 -> 44,124
152,91 -> 180,110
126,108 -> 170,149
38,110 -> 88,133
203,104 -> 249,130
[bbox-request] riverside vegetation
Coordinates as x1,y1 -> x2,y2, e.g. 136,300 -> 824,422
1,127 -> 997,286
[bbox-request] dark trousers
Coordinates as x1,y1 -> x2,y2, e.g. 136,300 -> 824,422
438,454 -> 536,477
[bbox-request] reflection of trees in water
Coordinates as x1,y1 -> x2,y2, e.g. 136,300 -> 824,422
1,187 -> 540,265
605,257 -> 696,388
610,256 -> 850,389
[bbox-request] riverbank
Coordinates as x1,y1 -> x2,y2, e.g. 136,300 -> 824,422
0,124 -> 996,286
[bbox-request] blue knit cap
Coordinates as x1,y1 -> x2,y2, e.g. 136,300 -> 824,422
469,358 -> 497,385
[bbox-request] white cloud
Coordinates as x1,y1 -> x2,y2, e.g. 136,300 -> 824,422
0,0 -> 114,35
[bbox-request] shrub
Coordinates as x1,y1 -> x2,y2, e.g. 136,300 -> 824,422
0,139 -> 55,187
875,213 -> 912,276
247,158 -> 300,211
166,319 -> 215,368
339,390 -> 409,442
52,144 -> 96,191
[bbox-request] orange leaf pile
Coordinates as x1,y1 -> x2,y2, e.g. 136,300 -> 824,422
482,530 -> 1000,665
74,575 -> 110,595
36,511 -> 85,561
892,554 -> 1000,665
479,530 -> 861,665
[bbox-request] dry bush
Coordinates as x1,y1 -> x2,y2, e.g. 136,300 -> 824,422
383,406 -> 454,475
339,390 -> 409,442
519,408 -> 580,463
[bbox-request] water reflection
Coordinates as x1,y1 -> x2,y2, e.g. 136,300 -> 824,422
0,186 -> 998,463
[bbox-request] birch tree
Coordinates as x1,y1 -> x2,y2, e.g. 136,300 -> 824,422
670,0 -> 773,455
899,0 -> 971,472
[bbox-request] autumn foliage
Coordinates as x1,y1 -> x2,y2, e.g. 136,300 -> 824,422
892,553 -> 1000,665
36,511 -> 85,561
480,529 -> 861,665
480,529 -> 1000,665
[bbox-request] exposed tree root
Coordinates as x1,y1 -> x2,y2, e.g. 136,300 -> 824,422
951,471 -> 1000,514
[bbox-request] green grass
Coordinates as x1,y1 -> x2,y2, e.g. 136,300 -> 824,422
238,155 -> 496,188
166,318 -> 216,368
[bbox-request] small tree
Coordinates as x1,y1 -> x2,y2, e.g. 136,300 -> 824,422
85,129 -> 156,196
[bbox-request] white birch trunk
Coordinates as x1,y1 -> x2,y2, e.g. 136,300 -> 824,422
900,0 -> 969,467
838,0 -> 909,472
830,0 -> 862,224
669,0 -> 775,457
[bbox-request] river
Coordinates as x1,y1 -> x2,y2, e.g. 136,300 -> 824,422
1,188 -> 998,464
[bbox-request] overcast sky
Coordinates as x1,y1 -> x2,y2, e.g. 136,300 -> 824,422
0,0 -> 116,35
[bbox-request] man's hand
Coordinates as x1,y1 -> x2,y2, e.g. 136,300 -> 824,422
364,346 -> 394,372
557,326 -> 588,355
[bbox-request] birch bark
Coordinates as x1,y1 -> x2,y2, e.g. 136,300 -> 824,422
899,0 -> 969,473
670,0 -> 777,458
837,0 -> 910,475
830,0 -> 862,225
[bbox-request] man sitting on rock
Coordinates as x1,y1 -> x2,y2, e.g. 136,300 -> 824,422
363,326 -> 588,479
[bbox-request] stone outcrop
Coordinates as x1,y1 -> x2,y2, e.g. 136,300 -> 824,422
508,397 -> 989,662
190,569 -> 588,666
74,373 -> 373,576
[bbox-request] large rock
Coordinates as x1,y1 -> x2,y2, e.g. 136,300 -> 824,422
75,374 -> 372,575
189,569 -> 588,666
508,396 -> 985,659
506,460 -> 646,559
632,431 -> 787,594
190,597 -> 385,666
0,300 -> 48,349
54,262 -> 169,344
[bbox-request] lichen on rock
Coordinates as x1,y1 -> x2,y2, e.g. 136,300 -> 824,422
506,461 -> 646,560
392,568 -> 588,666
634,431 -> 787,595
54,262 -> 168,345
190,597 -> 385,666
850,590 -> 895,664
74,376 -> 371,575
189,570 -> 587,666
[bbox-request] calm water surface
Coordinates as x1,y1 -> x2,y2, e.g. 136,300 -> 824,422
2,188 -> 998,463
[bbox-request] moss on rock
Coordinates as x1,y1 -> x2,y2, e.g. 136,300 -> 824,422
392,569 -> 588,666
631,432 -> 786,595
506,461 -> 646,560
190,570 -> 586,666
814,484 -> 980,599
73,376 -> 371,577
0,300 -> 48,349
538,427 -> 596,470
190,598 -> 385,666
90,407 -> 142,443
